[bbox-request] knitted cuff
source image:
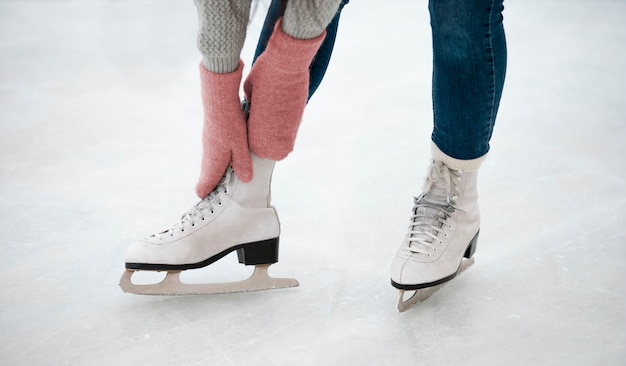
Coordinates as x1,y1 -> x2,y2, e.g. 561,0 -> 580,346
431,142 -> 487,172
282,0 -> 342,40
194,0 -> 250,74
201,55 -> 242,75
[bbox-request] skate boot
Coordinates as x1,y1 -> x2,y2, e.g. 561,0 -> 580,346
120,153 -> 298,295
391,147 -> 484,310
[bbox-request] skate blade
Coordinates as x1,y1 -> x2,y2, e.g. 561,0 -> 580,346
396,257 -> 475,313
119,264 -> 299,296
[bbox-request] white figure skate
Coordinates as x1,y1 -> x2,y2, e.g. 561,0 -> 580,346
120,153 -> 298,295
390,153 -> 482,312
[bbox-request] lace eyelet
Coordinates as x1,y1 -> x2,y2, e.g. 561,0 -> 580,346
217,201 -> 223,206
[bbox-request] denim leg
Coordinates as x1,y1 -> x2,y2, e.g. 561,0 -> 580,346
429,0 -> 507,160
251,0 -> 283,62
252,0 -> 349,101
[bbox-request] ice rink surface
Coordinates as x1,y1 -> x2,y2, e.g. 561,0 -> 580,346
1,0 -> 625,365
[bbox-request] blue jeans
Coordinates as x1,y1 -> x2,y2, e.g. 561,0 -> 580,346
430,0 -> 507,160
252,0 -> 349,101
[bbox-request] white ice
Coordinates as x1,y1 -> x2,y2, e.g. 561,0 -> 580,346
1,0 -> 625,365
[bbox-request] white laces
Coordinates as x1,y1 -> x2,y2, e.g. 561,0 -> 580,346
152,167 -> 234,240
404,160 -> 464,256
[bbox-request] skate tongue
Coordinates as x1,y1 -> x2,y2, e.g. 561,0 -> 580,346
404,195 -> 452,254
411,203 -> 446,235
421,160 -> 462,207
414,204 -> 446,224
403,161 -> 464,254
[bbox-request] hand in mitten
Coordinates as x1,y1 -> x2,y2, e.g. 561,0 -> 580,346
244,18 -> 325,161
196,61 -> 252,198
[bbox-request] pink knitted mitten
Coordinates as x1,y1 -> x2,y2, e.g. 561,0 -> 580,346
196,61 -> 253,198
244,18 -> 326,161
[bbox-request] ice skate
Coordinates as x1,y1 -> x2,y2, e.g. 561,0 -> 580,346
120,153 -> 298,295
390,148 -> 484,311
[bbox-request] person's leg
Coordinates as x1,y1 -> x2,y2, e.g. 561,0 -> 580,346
430,0 -> 507,162
391,0 -> 507,294
122,0 -> 300,295
251,0 -> 284,62
306,0 -> 348,99
244,0 -> 342,161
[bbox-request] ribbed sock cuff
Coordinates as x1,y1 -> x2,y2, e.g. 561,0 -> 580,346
431,142 -> 487,172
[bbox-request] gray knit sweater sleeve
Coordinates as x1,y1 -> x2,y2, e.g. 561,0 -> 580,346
195,0 -> 343,74
194,0 -> 252,74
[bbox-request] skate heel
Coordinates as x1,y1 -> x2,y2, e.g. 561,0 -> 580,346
464,230 -> 479,259
237,237 -> 279,265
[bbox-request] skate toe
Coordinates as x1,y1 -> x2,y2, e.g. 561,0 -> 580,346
390,254 -> 459,290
